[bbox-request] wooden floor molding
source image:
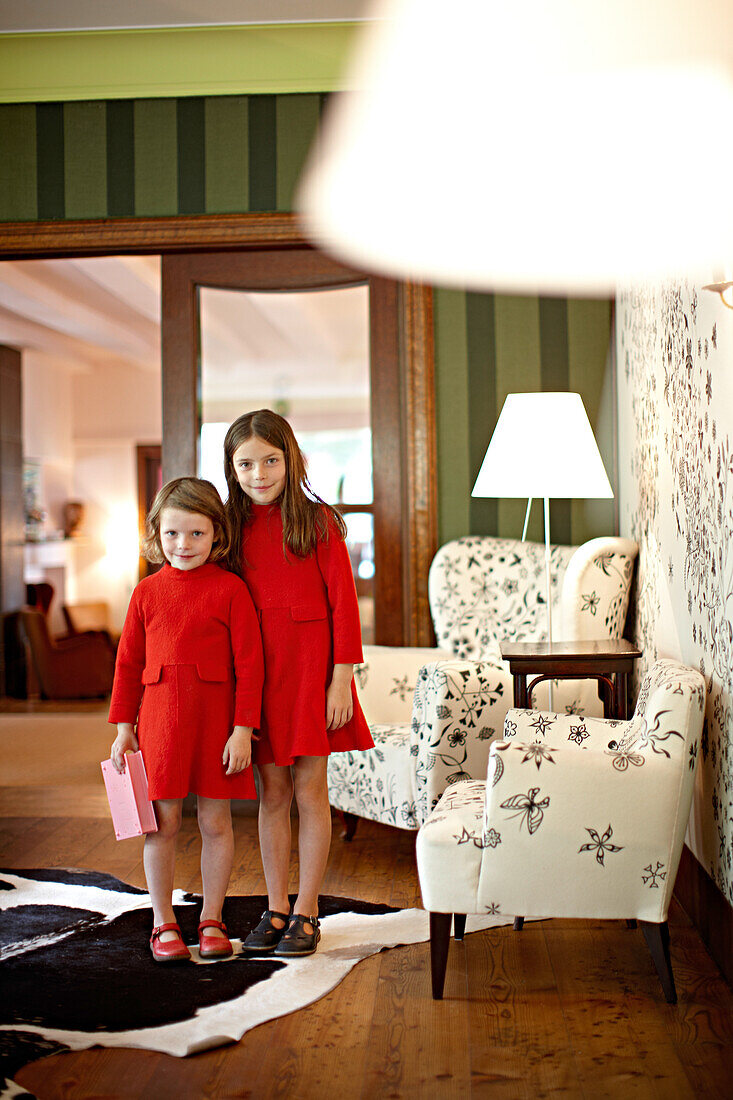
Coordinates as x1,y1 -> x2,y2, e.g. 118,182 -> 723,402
674,843 -> 733,988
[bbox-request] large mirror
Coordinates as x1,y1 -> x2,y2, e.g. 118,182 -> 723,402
198,284 -> 374,640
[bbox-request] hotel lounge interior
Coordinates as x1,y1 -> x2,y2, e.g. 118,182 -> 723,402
1,2 -> 733,1097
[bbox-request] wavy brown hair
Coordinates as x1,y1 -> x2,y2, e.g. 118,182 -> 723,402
142,477 -> 231,565
224,409 -> 347,570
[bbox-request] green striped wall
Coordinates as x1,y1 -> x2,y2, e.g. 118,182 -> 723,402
434,291 -> 615,547
0,96 -> 614,548
0,95 -> 324,220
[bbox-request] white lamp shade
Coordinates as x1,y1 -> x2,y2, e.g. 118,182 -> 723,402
472,393 -> 613,500
298,0 -> 733,294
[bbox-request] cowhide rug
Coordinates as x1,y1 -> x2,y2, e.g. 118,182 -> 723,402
0,868 -> 505,1098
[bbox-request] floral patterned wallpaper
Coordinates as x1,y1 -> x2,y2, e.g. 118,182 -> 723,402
617,282 -> 733,906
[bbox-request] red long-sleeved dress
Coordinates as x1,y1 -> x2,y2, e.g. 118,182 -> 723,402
241,504 -> 373,766
108,562 -> 264,800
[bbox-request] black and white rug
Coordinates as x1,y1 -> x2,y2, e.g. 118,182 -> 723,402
0,868 -> 504,1098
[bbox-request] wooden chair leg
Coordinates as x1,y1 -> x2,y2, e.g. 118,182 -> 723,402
640,920 -> 677,1003
453,913 -> 466,941
514,916 -> 524,931
429,912 -> 452,999
339,811 -> 359,841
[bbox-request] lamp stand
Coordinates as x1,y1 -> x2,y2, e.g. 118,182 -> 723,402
543,496 -> 554,710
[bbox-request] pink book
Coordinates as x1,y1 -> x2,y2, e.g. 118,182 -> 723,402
100,751 -> 158,840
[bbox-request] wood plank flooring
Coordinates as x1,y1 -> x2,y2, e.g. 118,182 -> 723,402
2,712 -> 733,1099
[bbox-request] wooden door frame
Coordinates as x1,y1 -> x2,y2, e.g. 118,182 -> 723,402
0,212 -> 437,645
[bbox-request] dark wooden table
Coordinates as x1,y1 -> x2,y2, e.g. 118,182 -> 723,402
500,638 -> 643,719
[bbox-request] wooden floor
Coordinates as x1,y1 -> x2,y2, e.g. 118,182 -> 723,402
2,710 -> 733,1099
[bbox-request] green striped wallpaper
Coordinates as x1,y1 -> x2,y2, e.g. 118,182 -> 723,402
0,95 -> 614,549
0,95 -> 324,220
434,291 -> 615,547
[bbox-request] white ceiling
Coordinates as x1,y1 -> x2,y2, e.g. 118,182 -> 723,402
0,254 -> 370,419
0,1 -> 371,33
0,256 -> 161,375
200,284 -> 370,408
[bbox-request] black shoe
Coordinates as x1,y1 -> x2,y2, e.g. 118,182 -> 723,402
242,909 -> 290,952
273,913 -> 321,957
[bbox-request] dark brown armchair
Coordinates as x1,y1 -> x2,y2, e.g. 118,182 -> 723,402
62,600 -> 120,651
19,608 -> 114,699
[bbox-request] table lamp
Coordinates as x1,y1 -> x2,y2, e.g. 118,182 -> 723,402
472,392 -> 614,656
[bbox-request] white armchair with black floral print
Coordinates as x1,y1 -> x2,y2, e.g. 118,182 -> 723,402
329,644 -> 452,831
327,534 -> 637,835
416,659 -> 706,1004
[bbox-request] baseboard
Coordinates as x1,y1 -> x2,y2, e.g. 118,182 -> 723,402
674,843 -> 733,986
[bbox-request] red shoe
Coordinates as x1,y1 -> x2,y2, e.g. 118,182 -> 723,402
198,919 -> 233,959
150,922 -> 191,963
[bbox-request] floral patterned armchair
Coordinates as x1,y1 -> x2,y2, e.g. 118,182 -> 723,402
416,659 -> 706,1003
328,534 -> 638,834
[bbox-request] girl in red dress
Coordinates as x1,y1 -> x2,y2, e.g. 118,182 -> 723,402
109,477 -> 264,963
224,410 -> 373,956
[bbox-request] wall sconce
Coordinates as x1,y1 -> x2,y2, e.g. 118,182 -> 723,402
702,279 -> 733,310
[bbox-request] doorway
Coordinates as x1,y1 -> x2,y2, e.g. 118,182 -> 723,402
160,244 -> 436,646
198,282 -> 374,639
0,213 -> 437,646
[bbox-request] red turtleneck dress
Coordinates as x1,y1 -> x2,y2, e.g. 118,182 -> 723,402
240,505 -> 373,766
108,562 -> 264,800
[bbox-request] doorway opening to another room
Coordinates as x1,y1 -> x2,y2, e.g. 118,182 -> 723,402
198,284 -> 375,641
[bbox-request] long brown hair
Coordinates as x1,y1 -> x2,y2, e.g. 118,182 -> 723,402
142,477 -> 231,564
224,409 -> 347,569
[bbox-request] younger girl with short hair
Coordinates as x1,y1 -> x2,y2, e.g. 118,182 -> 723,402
109,477 -> 263,963
225,409 -> 373,957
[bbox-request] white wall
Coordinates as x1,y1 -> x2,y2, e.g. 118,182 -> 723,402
71,362 -> 160,630
22,354 -> 160,631
71,441 -> 140,629
617,280 -> 733,905
22,353 -> 75,534
73,361 -> 160,442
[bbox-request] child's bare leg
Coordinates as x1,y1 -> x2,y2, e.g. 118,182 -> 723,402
197,795 -> 234,938
143,798 -> 183,941
256,762 -> 294,925
292,755 -> 331,932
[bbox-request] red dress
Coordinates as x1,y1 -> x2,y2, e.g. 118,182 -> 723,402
241,505 -> 374,766
108,562 -> 264,800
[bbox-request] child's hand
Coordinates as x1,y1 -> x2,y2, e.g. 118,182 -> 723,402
326,664 -> 354,730
111,724 -> 138,773
223,726 -> 253,774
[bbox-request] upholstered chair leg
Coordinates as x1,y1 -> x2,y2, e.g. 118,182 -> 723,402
514,916 -> 524,931
640,920 -> 677,1004
340,811 -> 359,841
453,914 -> 466,941
429,912 -> 453,999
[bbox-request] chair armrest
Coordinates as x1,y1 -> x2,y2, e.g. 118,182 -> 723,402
410,657 -> 511,824
503,707 -> 632,751
55,630 -> 114,655
416,779 -> 488,914
355,644 -> 452,726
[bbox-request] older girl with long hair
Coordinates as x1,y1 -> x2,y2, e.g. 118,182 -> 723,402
224,410 -> 373,955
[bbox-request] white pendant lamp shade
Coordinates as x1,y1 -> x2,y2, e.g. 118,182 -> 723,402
298,0 -> 733,294
472,393 -> 613,501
